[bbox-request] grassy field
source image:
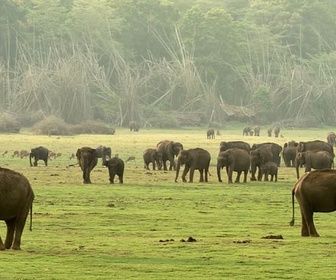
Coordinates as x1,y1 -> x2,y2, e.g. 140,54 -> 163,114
0,125 -> 335,279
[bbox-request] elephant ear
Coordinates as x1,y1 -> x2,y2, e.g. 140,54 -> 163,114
76,149 -> 82,160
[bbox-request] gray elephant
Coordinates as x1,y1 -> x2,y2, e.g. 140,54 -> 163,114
129,120 -> 139,132
217,148 -> 250,183
96,145 -> 112,165
253,126 -> 260,136
243,127 -> 253,136
250,147 -> 273,181
0,167 -> 34,250
274,126 -> 280,137
219,141 -> 251,152
297,140 -> 334,156
206,128 -> 215,139
283,141 -> 298,167
157,140 -> 184,171
175,148 -> 211,183
290,169 -> 336,237
76,147 -> 98,184
29,146 -> 49,167
267,127 -> 272,137
295,150 -> 333,179
143,148 -> 162,170
326,132 -> 336,147
260,161 -> 278,182
251,142 -> 282,166
104,157 -> 124,184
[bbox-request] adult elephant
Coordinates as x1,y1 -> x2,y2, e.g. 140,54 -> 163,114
129,121 -> 139,132
217,148 -> 250,183
96,145 -> 112,165
175,148 -> 211,183
283,141 -> 298,167
243,127 -> 252,136
206,128 -> 215,139
295,150 -> 333,179
156,140 -> 183,171
274,126 -> 281,137
253,126 -> 260,136
267,128 -> 272,137
297,140 -> 334,156
326,132 -> 336,147
143,148 -> 162,170
290,169 -> 336,237
29,146 -> 49,167
219,141 -> 251,152
0,167 -> 34,250
250,147 -> 273,181
251,142 -> 282,166
76,147 -> 98,184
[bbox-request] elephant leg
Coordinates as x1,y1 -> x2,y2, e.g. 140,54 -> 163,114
204,168 -> 208,182
264,172 -> 269,181
118,174 -> 123,184
110,174 -> 115,184
189,168 -> 195,183
199,169 -> 204,182
5,219 -> 15,249
227,166 -> 233,183
257,167 -> 262,181
182,166 -> 189,182
235,171 -> 241,183
243,171 -> 247,183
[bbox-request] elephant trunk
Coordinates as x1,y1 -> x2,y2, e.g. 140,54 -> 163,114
29,153 -> 33,166
217,164 -> 222,182
175,162 -> 181,182
250,162 -> 257,181
296,163 -> 300,179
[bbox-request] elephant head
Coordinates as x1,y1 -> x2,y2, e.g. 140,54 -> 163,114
175,150 -> 191,182
76,147 -> 98,184
295,152 -> 305,179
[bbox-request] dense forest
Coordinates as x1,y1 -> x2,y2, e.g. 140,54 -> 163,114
1,0 -> 336,129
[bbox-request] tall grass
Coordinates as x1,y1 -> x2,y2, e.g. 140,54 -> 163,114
0,126 -> 335,279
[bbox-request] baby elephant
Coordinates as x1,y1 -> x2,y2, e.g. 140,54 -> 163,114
104,157 -> 124,184
260,161 -> 278,182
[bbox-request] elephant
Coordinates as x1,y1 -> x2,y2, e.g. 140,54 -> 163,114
206,128 -> 215,139
295,150 -> 333,179
96,145 -> 112,165
76,147 -> 98,184
129,120 -> 139,132
250,147 -> 273,181
29,146 -> 49,167
267,127 -> 272,137
251,142 -> 282,166
290,169 -> 336,237
175,148 -> 211,183
219,141 -> 251,152
143,148 -> 162,170
156,140 -> 184,171
297,140 -> 334,156
0,167 -> 34,250
217,148 -> 250,183
243,127 -> 253,136
104,157 -> 124,184
326,132 -> 336,147
260,161 -> 278,182
274,126 -> 280,137
283,141 -> 298,167
253,126 -> 260,136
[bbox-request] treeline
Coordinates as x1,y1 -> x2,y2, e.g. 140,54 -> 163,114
1,0 -> 336,127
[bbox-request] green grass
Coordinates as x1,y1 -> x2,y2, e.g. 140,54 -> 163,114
0,126 -> 335,279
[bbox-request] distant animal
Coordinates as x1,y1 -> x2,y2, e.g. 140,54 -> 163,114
290,169 -> 336,237
253,126 -> 260,136
104,157 -> 124,184
129,121 -> 139,132
29,146 -> 49,166
243,127 -> 252,136
12,150 -> 20,157
69,153 -> 75,160
76,147 -> 98,184
48,151 -> 57,160
267,128 -> 272,137
274,126 -> 280,137
206,128 -> 215,139
216,130 -> 221,136
2,150 -> 8,156
20,150 -> 30,159
96,145 -> 112,165
125,156 -> 136,163
0,167 -> 34,250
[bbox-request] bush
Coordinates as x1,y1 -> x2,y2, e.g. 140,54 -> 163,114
0,113 -> 21,133
71,120 -> 115,134
32,115 -> 71,135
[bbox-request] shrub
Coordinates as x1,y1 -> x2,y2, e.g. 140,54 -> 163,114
0,113 -> 21,133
